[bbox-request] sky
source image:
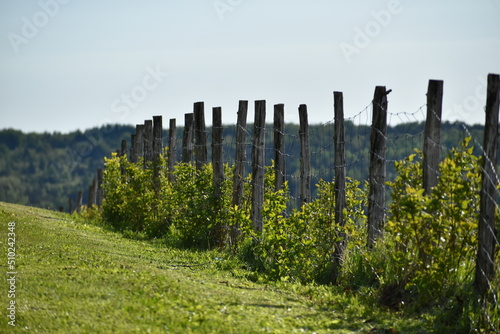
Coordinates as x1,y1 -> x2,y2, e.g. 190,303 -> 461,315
0,0 -> 499,133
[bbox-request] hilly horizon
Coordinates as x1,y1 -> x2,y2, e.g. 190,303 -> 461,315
0,120 -> 485,211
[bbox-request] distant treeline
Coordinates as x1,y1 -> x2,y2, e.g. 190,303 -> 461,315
0,121 -> 484,210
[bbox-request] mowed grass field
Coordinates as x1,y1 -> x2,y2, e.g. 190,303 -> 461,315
0,202 -> 432,333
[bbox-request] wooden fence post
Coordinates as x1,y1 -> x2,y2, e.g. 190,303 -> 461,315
87,178 -> 97,209
182,113 -> 194,163
231,100 -> 248,244
212,107 -> 224,246
153,115 -> 163,162
423,80 -> 443,194
475,73 -> 500,297
120,139 -> 127,158
76,191 -> 83,214
274,104 -> 285,191
135,124 -> 144,162
68,197 -> 73,214
152,116 -> 163,193
168,118 -> 177,182
97,168 -> 103,207
367,86 -> 389,248
332,91 -> 347,283
144,120 -> 153,164
251,100 -> 266,233
194,102 -> 208,170
299,104 -> 311,205
130,134 -> 137,163
87,185 -> 91,209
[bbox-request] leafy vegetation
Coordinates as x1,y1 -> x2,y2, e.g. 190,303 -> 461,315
97,136 -> 499,332
385,139 -> 481,306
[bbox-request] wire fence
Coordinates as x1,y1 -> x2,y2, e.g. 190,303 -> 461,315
75,75 -> 500,331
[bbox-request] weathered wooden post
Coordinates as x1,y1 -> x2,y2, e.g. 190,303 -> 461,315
274,104 -> 285,191
212,107 -> 224,246
168,118 -> 177,182
76,191 -> 83,214
153,115 -> 163,162
68,197 -> 74,214
144,120 -> 153,164
332,91 -> 347,283
475,73 -> 500,297
231,100 -> 248,244
212,107 -> 224,195
120,139 -> 127,158
130,134 -> 137,163
194,102 -> 208,170
87,185 -> 92,209
423,80 -> 443,194
97,168 -> 103,207
367,86 -> 390,248
135,124 -> 144,162
182,113 -> 194,163
152,116 -> 163,193
299,104 -> 311,205
87,178 -> 97,208
251,100 -> 266,233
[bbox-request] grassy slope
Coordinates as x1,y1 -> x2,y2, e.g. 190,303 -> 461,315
0,202 -> 432,333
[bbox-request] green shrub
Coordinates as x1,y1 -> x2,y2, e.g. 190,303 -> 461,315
385,138 -> 481,306
243,171 -> 367,284
101,153 -> 170,236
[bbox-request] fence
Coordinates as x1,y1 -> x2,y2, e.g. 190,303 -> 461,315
69,74 -> 500,323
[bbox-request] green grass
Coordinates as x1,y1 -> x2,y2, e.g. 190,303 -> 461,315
0,201 -> 434,333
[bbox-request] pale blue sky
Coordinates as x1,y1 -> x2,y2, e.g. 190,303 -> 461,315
1,0 -> 499,132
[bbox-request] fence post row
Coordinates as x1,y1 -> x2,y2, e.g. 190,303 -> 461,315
231,100 -> 248,245
475,73 -> 500,297
71,76 -> 500,306
423,80 -> 443,194
367,86 -> 389,248
299,104 -> 311,205
251,100 -> 266,233
274,104 -> 286,192
332,91 -> 347,283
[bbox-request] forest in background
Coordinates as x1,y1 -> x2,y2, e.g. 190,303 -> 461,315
0,121 -> 484,211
